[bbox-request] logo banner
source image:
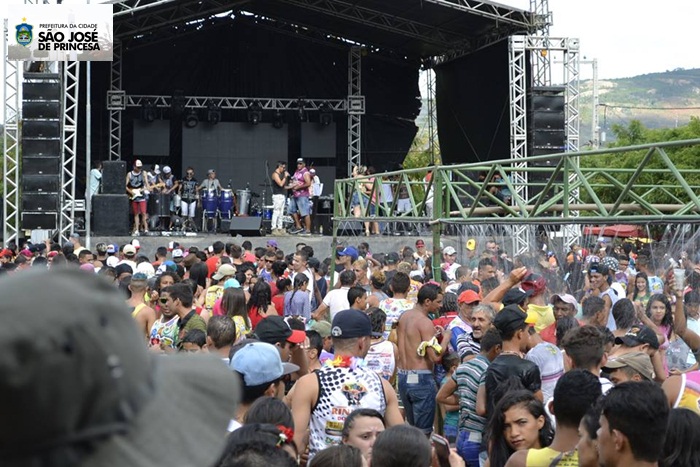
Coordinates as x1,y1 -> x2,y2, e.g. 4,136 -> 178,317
8,4 -> 113,61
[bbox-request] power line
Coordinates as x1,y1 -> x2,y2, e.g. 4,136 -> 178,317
599,103 -> 700,110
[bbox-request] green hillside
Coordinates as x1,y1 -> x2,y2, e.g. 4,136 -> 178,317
580,68 -> 700,144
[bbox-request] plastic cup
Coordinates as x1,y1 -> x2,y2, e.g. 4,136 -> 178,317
674,268 -> 686,292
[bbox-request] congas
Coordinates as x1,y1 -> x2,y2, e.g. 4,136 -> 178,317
219,189 -> 234,219
236,189 -> 250,216
263,206 -> 273,220
202,190 -> 218,218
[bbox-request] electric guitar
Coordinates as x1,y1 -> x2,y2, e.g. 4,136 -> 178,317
129,188 -> 145,200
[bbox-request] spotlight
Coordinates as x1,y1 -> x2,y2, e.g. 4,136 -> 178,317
272,110 -> 284,129
319,102 -> 333,126
184,108 -> 199,128
247,100 -> 262,125
297,98 -> 306,122
141,99 -> 156,122
206,100 -> 221,124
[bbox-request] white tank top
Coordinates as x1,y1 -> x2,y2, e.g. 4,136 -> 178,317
309,365 -> 387,458
365,339 -> 395,381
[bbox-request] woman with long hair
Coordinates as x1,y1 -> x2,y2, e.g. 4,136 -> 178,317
485,390 -> 554,467
284,274 -> 311,321
272,277 -> 292,316
647,293 -> 675,376
220,287 -> 250,341
628,271 -> 652,308
248,280 -> 278,330
366,270 -> 388,308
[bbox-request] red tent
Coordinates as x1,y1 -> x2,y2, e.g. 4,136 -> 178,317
582,224 -> 644,238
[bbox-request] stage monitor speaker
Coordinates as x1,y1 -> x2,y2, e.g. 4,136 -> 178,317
22,193 -> 58,212
23,82 -> 61,101
337,220 -> 364,236
228,216 -> 263,237
23,120 -> 60,139
22,157 -> 60,176
102,161 -> 127,194
21,212 -> 57,230
22,138 -> 61,157
22,101 -> 61,119
22,174 -> 59,193
92,194 -> 130,236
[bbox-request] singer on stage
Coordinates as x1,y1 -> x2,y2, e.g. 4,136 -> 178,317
270,161 -> 289,235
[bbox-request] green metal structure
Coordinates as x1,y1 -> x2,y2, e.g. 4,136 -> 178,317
332,138 -> 700,277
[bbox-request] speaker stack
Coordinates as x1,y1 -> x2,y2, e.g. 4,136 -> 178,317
527,86 -> 566,205
21,72 -> 61,230
93,160 -> 130,236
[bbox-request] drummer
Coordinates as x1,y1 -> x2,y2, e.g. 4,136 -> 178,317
198,169 -> 223,195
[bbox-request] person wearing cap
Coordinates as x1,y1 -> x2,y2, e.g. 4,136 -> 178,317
0,268 -> 239,467
520,272 -> 556,333
126,159 -> 151,236
540,293 -> 579,345
205,263 -> 237,314
269,161 -> 290,235
254,316 -> 308,374
197,168 -> 223,196
118,244 -> 138,272
336,246 -> 359,275
286,158 -> 312,235
157,164 -> 179,218
441,246 -> 461,282
604,352 -> 655,385
464,238 -> 479,269
445,289 -> 480,353
477,304 -> 543,417
178,166 -> 199,226
610,325 -> 665,383
127,273 -> 157,340
291,309 -> 402,458
396,283 -> 445,434
229,341 -> 299,428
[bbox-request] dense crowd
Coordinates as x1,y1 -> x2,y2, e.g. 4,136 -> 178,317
2,232 -> 700,467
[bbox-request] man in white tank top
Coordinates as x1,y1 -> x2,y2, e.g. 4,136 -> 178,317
290,309 -> 403,459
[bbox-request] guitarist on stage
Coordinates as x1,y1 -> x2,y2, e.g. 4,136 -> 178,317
126,159 -> 151,236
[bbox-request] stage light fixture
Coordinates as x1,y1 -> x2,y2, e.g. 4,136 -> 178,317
206,100 -> 221,124
247,101 -> 262,125
184,108 -> 199,128
297,98 -> 307,122
141,99 -> 156,122
319,102 -> 333,126
272,110 -> 284,129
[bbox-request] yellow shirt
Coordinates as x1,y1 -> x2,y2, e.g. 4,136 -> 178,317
526,303 -> 555,333
526,447 -> 578,466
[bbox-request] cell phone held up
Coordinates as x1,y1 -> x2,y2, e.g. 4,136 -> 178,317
431,433 -> 451,467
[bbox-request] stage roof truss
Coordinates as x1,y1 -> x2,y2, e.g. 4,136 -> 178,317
125,95 -> 348,111
110,0 -> 532,63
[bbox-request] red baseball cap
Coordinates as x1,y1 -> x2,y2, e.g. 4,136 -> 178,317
458,290 -> 481,305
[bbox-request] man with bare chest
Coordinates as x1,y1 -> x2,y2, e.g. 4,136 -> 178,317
396,283 -> 444,434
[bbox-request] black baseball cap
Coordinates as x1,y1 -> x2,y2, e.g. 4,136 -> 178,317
255,316 -> 306,345
331,309 -> 372,339
502,288 -> 533,307
615,325 -> 659,350
493,304 -> 530,334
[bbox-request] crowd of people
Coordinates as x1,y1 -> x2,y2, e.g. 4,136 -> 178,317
2,232 -> 700,467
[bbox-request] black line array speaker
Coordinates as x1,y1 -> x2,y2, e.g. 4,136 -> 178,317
102,160 -> 127,194
92,194 -> 130,236
229,216 -> 264,237
22,75 -> 61,230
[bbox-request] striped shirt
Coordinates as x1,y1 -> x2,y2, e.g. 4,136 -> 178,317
456,332 -> 481,361
452,354 -> 490,433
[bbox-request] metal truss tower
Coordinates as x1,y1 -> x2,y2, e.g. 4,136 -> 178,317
2,19 -> 20,245
347,46 -> 364,176
426,68 -> 440,165
58,61 -> 80,244
108,40 -> 124,160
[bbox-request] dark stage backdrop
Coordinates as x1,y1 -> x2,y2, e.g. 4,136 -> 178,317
84,17 -> 420,190
435,40 -> 511,165
181,122 -> 288,198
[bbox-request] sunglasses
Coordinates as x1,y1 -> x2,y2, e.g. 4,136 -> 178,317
159,298 -> 168,304
186,172 -> 194,175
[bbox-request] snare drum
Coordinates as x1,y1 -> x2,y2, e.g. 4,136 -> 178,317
263,206 -> 273,220
202,190 -> 218,218
219,189 -> 234,219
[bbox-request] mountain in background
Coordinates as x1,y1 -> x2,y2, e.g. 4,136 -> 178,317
580,68 -> 700,144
